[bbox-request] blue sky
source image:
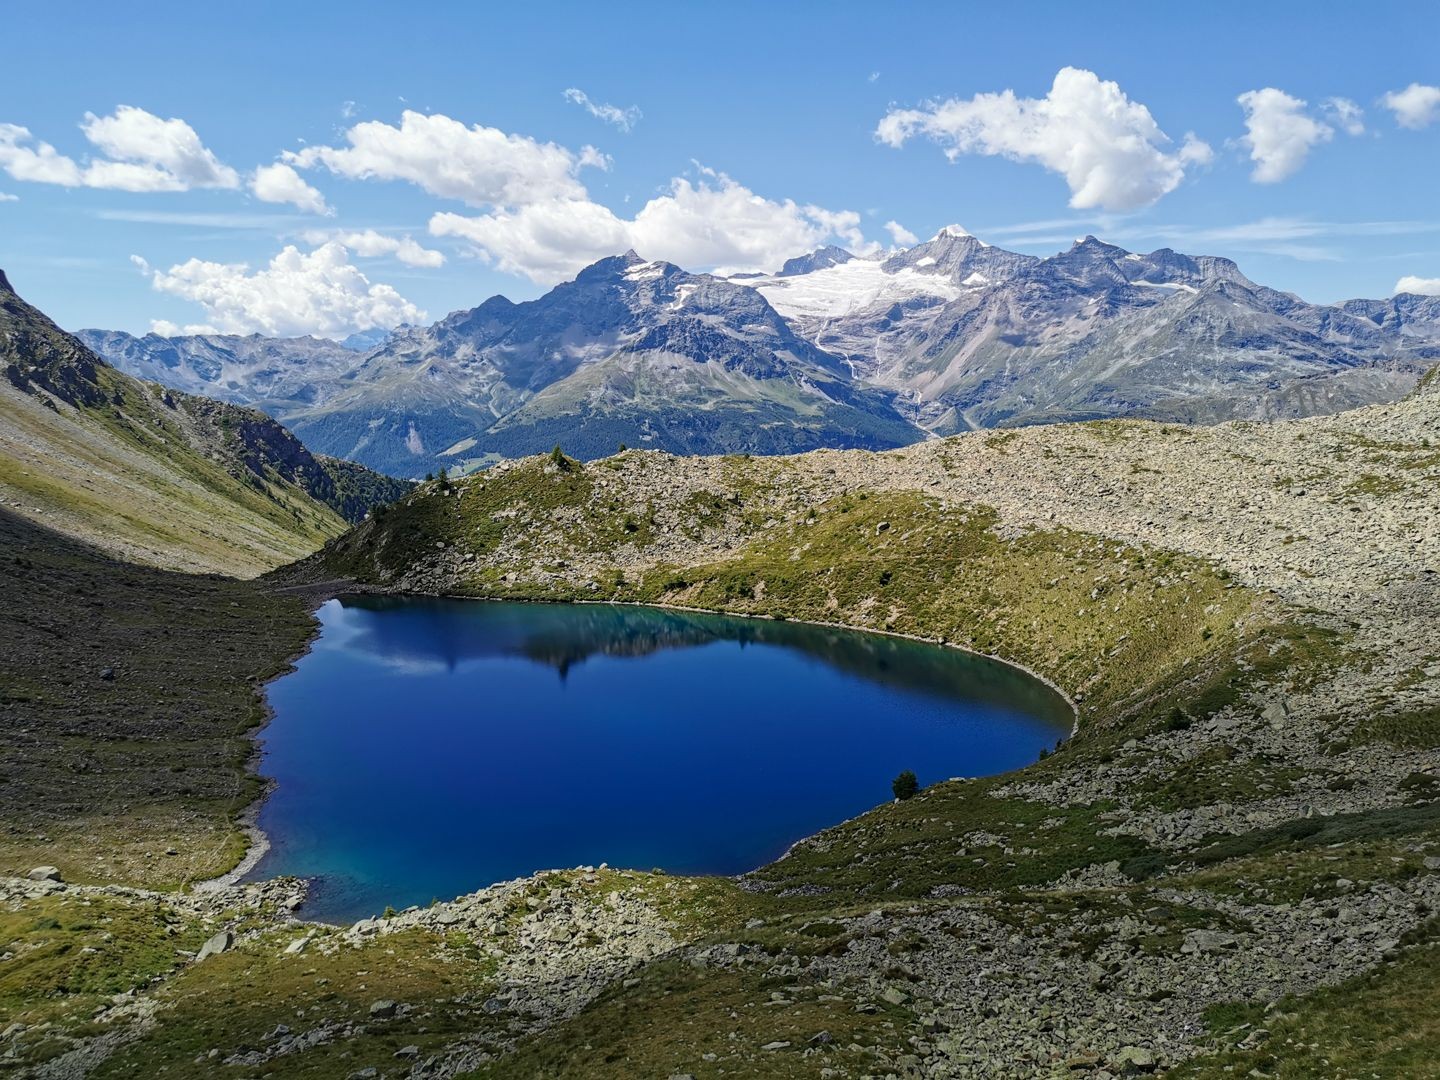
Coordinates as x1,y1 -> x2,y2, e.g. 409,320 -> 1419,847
3,1 -> 1438,336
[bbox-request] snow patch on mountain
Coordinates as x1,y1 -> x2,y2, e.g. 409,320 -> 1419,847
739,258 -> 963,320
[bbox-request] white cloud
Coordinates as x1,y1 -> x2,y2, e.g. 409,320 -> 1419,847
431,198 -> 627,281
300,228 -> 445,268
287,109 -> 600,207
884,220 -> 918,246
875,67 -> 1212,212
983,214 -> 1440,263
95,208 -> 306,229
250,162 -> 332,215
0,191 -> 18,202
562,88 -> 641,132
1381,83 -> 1440,129
1236,89 -> 1333,183
1,107 -> 238,192
868,71 -> 881,84
801,205 -> 876,254
79,106 -> 239,189
136,241 -> 427,338
288,111 -> 872,282
431,171 -> 870,282
1323,97 -> 1365,136
1396,274 -> 1440,296
0,123 -> 85,185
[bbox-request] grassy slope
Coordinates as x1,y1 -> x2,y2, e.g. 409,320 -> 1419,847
275,445 -> 1437,1076
4,394 -> 1435,1074
0,271 -> 409,575
0,273 -> 415,881
0,507 -> 315,886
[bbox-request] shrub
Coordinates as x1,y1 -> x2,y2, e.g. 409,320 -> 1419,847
892,770 -> 920,801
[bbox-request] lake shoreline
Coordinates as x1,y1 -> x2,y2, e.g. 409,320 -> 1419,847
232,588 -> 1075,921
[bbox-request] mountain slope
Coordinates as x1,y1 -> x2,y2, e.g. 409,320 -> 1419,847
744,230 -> 1440,430
286,251 -> 923,472
80,233 -> 1440,473
275,391 -> 1440,1078
74,328 -> 366,416
0,270 -> 409,575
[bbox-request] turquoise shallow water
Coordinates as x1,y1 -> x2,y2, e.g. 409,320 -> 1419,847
247,596 -> 1072,923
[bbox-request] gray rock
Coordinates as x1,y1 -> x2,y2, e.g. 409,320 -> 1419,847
1180,928 -> 1238,954
196,930 -> 234,962
1114,1045 -> 1158,1073
368,999 -> 397,1019
26,866 -> 61,882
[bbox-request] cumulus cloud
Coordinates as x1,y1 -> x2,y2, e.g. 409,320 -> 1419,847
286,111 -> 873,282
432,171 -> 870,282
0,124 -> 85,185
884,220 -> 918,246
136,242 -> 426,338
562,88 -> 641,132
286,110 -> 600,207
80,106 -> 239,190
875,68 -> 1212,212
1381,83 -> 1440,129
0,191 -> 18,202
801,205 -> 876,253
1237,89 -> 1334,182
0,107 -> 238,192
299,228 -> 444,268
1323,97 -> 1365,136
1396,274 -> 1440,296
250,162 -> 331,215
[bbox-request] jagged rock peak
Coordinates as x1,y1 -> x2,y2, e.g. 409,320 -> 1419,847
575,250 -> 649,281
778,245 -> 855,277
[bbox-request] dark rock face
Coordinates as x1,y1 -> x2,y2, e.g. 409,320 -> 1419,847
778,245 -> 855,277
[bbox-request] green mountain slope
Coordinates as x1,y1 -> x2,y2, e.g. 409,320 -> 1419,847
0,269 -> 410,576
275,391 -> 1440,1077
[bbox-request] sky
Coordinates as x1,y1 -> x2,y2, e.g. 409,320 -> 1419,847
3,1 -> 1438,337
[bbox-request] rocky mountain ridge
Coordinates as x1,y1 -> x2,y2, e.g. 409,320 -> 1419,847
80,233 -> 1440,477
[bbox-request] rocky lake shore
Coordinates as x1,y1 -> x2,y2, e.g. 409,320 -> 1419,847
5,387 -> 1438,1078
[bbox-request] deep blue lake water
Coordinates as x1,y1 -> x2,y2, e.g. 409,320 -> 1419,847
247,596 -> 1072,923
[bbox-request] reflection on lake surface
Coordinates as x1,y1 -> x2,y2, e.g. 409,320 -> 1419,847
248,596 -> 1072,923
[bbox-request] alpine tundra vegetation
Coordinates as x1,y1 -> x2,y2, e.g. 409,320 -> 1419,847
4,4 -> 1440,1078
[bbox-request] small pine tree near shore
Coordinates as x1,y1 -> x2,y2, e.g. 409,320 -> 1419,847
892,770 -> 919,801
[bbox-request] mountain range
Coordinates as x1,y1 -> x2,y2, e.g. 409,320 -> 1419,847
79,229 -> 1440,477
